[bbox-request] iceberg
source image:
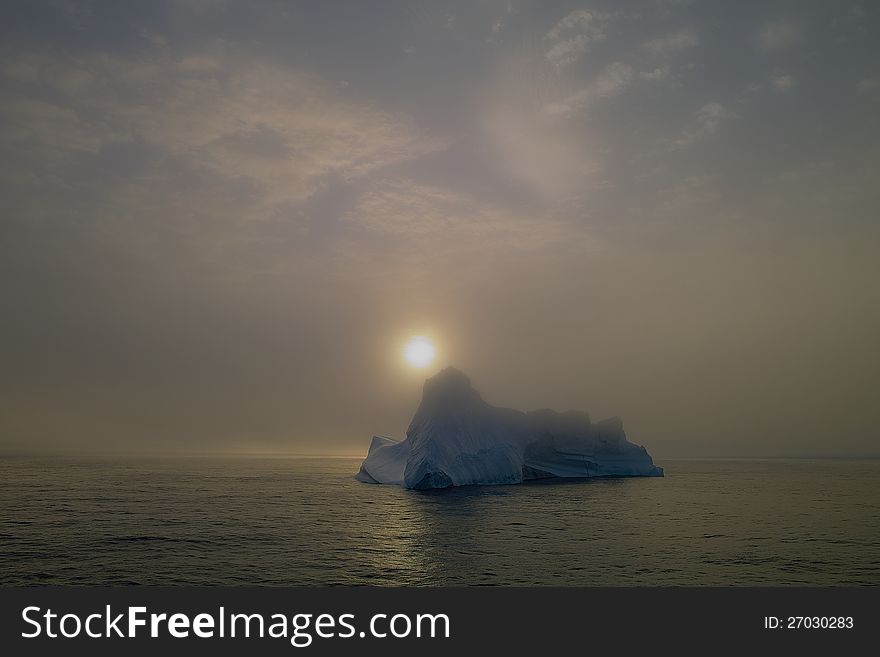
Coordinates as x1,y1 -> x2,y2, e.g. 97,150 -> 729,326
356,367 -> 663,489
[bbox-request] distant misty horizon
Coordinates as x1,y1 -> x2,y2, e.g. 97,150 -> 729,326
2,361 -> 878,460
1,1 -> 878,459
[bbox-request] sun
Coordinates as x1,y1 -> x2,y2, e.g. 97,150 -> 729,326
404,336 -> 436,369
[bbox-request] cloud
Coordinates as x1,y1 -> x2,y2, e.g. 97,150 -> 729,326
666,102 -> 737,149
546,9 -> 605,40
545,62 -> 634,115
546,34 -> 590,67
756,20 -> 802,51
0,48 -> 445,224
643,29 -> 699,56
639,65 -> 670,81
695,102 -> 737,131
487,19 -> 504,43
770,73 -> 796,92
545,9 -> 608,67
340,178 -> 573,265
591,61 -> 635,98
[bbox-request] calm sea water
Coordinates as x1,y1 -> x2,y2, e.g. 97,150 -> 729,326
0,457 -> 877,586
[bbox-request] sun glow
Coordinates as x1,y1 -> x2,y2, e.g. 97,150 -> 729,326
404,336 -> 436,369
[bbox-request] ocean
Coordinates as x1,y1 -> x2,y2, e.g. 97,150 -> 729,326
1,456 -> 877,586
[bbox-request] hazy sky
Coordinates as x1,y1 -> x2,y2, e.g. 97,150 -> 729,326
1,1 -> 878,457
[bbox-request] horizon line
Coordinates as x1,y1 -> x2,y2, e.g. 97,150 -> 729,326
1,449 -> 878,461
